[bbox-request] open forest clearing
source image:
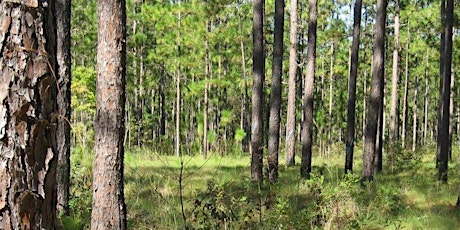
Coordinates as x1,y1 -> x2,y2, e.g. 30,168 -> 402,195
63,143 -> 460,229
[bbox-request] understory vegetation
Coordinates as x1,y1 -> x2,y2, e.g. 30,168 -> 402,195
60,142 -> 460,229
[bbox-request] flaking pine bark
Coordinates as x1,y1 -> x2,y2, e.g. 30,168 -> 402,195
0,0 -> 59,228
91,0 -> 127,228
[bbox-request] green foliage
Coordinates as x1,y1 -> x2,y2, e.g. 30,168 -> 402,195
63,146 -> 94,229
234,128 -> 247,142
191,180 -> 253,229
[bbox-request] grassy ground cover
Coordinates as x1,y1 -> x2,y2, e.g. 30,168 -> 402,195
61,142 -> 460,229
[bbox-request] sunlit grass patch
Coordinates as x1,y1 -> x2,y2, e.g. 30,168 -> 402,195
64,142 -> 460,229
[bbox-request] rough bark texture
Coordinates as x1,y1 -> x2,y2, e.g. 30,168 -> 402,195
438,0 -> 453,183
55,0 -> 71,215
91,0 -> 127,228
285,0 -> 297,166
251,0 -> 264,182
0,1 -> 58,228
301,0 -> 317,179
267,0 -> 284,184
345,0 -> 362,174
362,0 -> 386,182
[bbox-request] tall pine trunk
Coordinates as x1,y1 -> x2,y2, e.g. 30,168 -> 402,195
438,0 -> 453,183
362,0 -> 386,182
345,0 -> 362,174
328,43 -> 334,155
251,0 -> 265,182
285,0 -> 298,166
389,0 -> 400,147
267,0 -> 284,183
55,0 -> 72,216
91,0 -> 127,228
402,22 -> 410,149
301,0 -> 317,179
0,1 -> 58,228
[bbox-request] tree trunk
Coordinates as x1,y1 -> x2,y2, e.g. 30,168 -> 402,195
0,2 -> 58,228
412,74 -> 418,152
91,0 -> 127,228
438,0 -> 453,183
423,61 -> 429,144
389,0 -> 400,148
251,0 -> 265,183
238,10 -> 250,153
328,43 -> 334,155
375,67 -> 385,174
267,0 -> 284,184
175,6 -> 182,157
448,60 -> 454,160
401,22 -> 410,149
285,0 -> 298,166
159,68 -> 166,136
301,0 -> 317,179
362,0 -> 386,182
345,0 -> 362,174
203,21 -> 211,158
55,0 -> 71,216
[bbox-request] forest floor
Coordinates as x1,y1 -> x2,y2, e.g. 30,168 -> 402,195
61,142 -> 460,229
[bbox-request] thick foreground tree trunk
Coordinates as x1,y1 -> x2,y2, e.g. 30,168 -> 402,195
285,0 -> 298,166
0,1 -> 58,228
362,0 -> 386,182
301,0 -> 317,179
91,0 -> 127,228
267,0 -> 284,183
251,0 -> 265,183
438,0 -> 453,183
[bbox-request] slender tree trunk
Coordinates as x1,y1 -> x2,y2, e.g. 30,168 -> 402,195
91,0 -> 127,228
401,22 -> 410,149
301,0 -> 317,179
448,61 -> 454,160
412,74 -> 418,152
55,0 -> 71,216
159,69 -> 166,136
175,5 -> 182,157
203,21 -> 211,158
0,2 -> 58,228
251,0 -> 265,182
375,67 -> 385,174
423,62 -> 429,144
285,0 -> 298,166
328,43 -> 334,155
363,69 -> 367,143
361,6 -> 369,144
438,0 -> 453,183
345,0 -> 362,174
267,0 -> 284,183
389,0 -> 400,149
362,0 -> 386,182
238,10 -> 250,153
375,95 -> 383,173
